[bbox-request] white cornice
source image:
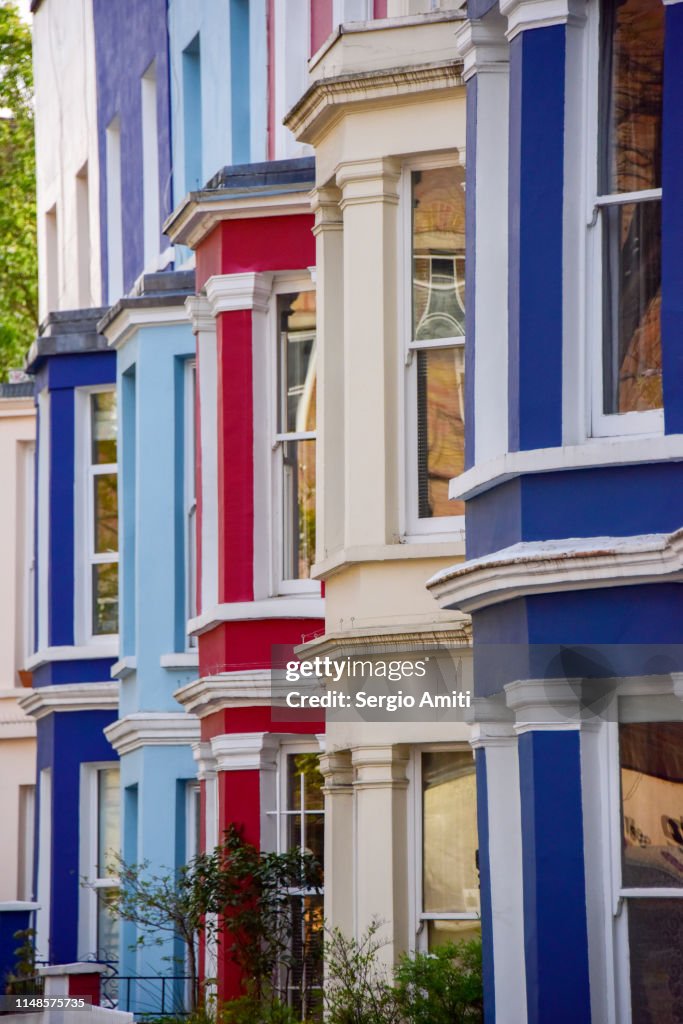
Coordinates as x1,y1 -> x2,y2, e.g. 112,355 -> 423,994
205,273 -> 274,316
104,712 -> 200,757
19,682 -> 119,720
111,657 -> 136,680
505,677 -> 590,734
185,295 -> 214,334
210,731 -> 280,772
174,670 -> 273,717
25,643 -> 118,672
193,741 -> 217,780
336,158 -> 401,209
188,596 -> 324,637
101,304 -> 191,351
500,0 -> 586,39
428,529 -> 683,613
449,433 -> 683,501
455,17 -> 509,82
165,190 -> 314,251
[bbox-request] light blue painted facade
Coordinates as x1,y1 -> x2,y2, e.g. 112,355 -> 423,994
100,276 -> 198,985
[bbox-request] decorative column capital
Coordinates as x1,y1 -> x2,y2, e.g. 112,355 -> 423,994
455,16 -> 509,82
336,158 -> 402,210
499,0 -> 586,41
320,750 -> 354,790
205,272 -> 274,316
468,695 -> 517,749
192,740 -> 217,780
504,677 -> 607,734
210,731 -> 279,772
185,294 -> 214,334
351,744 -> 409,790
311,185 -> 343,236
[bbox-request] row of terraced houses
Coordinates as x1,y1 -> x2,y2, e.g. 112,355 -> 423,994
0,0 -> 680,1021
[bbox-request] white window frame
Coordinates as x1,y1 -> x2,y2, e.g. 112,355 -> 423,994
184,360 -> 198,648
400,156 -> 466,542
37,392 -> 50,654
185,780 -> 201,863
269,276 -> 320,596
74,385 -> 119,646
20,441 -> 36,666
141,61 -> 160,273
78,763 -> 121,961
105,116 -> 123,303
409,744 -> 480,953
585,0 -> 664,440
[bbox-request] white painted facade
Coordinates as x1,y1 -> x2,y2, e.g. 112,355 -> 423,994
33,0 -> 101,320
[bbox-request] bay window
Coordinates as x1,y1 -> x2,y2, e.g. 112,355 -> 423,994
416,748 -> 479,951
185,360 -> 197,641
81,388 -> 118,639
80,764 -> 120,961
593,0 -> 664,436
406,164 -> 466,531
276,290 -> 317,587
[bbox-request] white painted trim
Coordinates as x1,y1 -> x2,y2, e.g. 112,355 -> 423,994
205,272 -> 274,315
211,731 -> 280,772
500,0 -> 586,40
38,963 -> 111,977
160,652 -> 199,669
35,768 -> 51,962
448,432 -> 683,501
36,390 -> 50,654
174,670 -> 273,717
78,762 -> 120,960
455,16 -> 509,82
0,902 -> 40,912
185,294 -> 214,334
110,656 -> 136,679
105,116 -> 123,303
19,682 -> 119,720
104,712 -> 200,757
194,312 -> 219,614
428,528 -> 683,612
273,0 -> 311,160
26,642 -> 119,672
192,741 -> 218,782
102,303 -> 191,351
141,61 -> 160,273
184,358 -> 198,647
188,596 -> 325,636
20,440 -> 36,666
165,190 -> 315,250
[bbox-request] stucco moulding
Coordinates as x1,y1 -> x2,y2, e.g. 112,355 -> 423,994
18,682 -> 119,721
103,712 -> 200,757
174,670 -> 275,718
428,528 -> 683,613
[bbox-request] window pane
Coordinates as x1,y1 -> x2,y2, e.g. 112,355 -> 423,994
628,898 -> 683,1024
287,893 -> 324,1019
602,200 -> 661,415
91,391 -> 117,464
279,292 -> 317,433
600,0 -> 663,195
94,473 -> 118,553
97,887 -> 120,961
620,723 -> 683,888
412,167 -> 465,341
417,347 -> 465,518
422,751 -> 478,914
427,919 -> 481,953
93,562 -> 119,635
283,439 -> 316,579
97,767 -> 120,877
288,753 -> 324,812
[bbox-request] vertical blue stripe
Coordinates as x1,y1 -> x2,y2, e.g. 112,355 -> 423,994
518,730 -> 591,1023
509,28 -> 565,452
476,749 -> 495,1024
465,76 -> 477,470
48,389 -> 74,646
661,3 -> 683,433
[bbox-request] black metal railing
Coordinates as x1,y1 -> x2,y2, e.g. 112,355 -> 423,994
101,972 -> 196,1018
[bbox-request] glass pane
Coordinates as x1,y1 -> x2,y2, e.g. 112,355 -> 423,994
600,0 -> 663,195
94,473 -> 118,553
97,887 -> 120,961
97,767 -> 120,877
91,391 -> 117,464
93,562 -> 119,635
288,753 -> 324,812
422,751 -> 479,914
412,167 -> 465,341
427,918 -> 481,953
279,292 -> 317,433
602,200 -> 661,415
287,893 -> 324,1020
620,723 -> 683,888
282,439 -> 316,579
628,898 -> 683,1024
417,347 -> 465,518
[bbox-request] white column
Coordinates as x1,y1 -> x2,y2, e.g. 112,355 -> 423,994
320,749 -> 354,937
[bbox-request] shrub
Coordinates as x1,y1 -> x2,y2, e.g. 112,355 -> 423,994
394,940 -> 483,1024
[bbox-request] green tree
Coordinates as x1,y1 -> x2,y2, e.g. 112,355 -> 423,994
0,2 -> 37,379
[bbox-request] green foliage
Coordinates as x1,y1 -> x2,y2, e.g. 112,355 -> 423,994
393,940 -> 483,1024
5,928 -> 38,994
324,922 -> 483,1024
0,2 -> 37,378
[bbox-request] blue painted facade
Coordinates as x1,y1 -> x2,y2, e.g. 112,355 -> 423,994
93,0 -> 173,301
430,0 -> 683,1020
98,274 -> 199,981
26,313 -> 119,966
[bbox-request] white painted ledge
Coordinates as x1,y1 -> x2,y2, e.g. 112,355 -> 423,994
160,651 -> 199,669
19,682 -> 119,720
104,712 -> 200,756
189,597 -> 324,636
25,643 -> 119,672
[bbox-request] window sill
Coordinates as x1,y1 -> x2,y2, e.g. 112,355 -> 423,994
312,540 -> 467,580
188,596 -> 325,636
449,433 -> 683,501
25,642 -> 119,672
160,652 -> 199,670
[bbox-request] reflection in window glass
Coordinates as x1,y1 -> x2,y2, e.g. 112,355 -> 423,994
94,474 -> 118,554
93,563 -> 119,637
417,347 -> 465,518
91,391 -> 118,464
278,293 -> 316,580
600,0 -> 663,416
628,898 -> 683,1024
89,390 -> 118,635
96,767 -> 120,961
620,723 -> 683,889
411,167 -> 466,518
422,751 -> 478,915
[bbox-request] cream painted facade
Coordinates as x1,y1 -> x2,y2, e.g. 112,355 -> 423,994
0,392 -> 36,902
286,13 -> 474,964
33,0 -> 101,320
